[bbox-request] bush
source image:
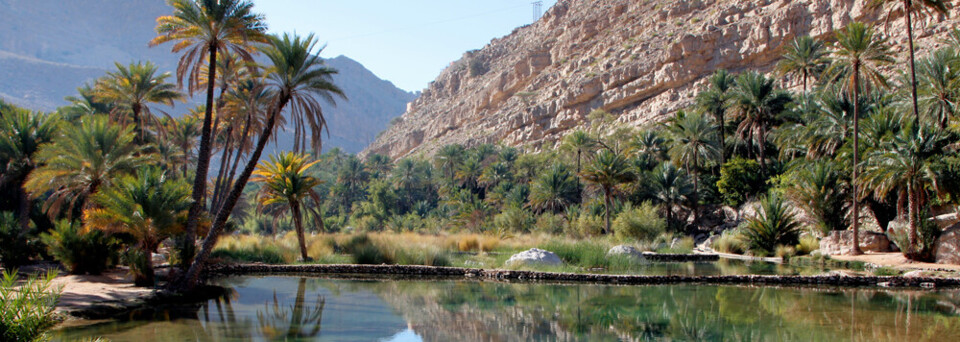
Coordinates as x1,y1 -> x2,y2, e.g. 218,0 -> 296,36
0,270 -> 62,342
612,202 -> 666,242
795,235 -> 819,256
573,214 -> 604,238
538,240 -> 610,268
468,58 -> 488,76
658,236 -> 695,254
211,241 -> 287,264
123,248 -> 154,287
0,212 -> 37,268
774,245 -> 796,260
492,207 -> 534,234
711,230 -> 747,254
872,266 -> 902,276
457,235 -> 480,252
351,243 -> 391,264
742,193 -> 802,256
717,158 -> 764,207
780,161 -> 849,236
887,214 -> 941,262
533,213 -> 566,235
40,220 -> 118,275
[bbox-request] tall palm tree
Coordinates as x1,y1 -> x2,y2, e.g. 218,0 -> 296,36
782,160 -> 850,236
251,152 -> 322,261
776,36 -> 829,93
667,111 -> 721,222
84,167 -> 192,286
869,0 -> 951,122
730,71 -> 792,173
364,154 -> 393,180
163,110 -> 202,177
94,61 -> 184,144
25,115 -> 154,219
0,108 -> 59,230
455,157 -> 483,193
528,164 -> 579,214
826,22 -> 895,255
917,47 -> 960,128
650,163 -> 694,228
179,33 -> 343,290
695,69 -> 735,165
151,0 -> 267,265
580,150 -> 634,234
562,129 -> 596,194
436,144 -> 466,182
861,121 -> 949,251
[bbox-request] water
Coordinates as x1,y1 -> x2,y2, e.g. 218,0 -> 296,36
53,274 -> 960,341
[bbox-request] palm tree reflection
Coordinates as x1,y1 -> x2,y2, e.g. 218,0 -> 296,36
257,278 -> 326,340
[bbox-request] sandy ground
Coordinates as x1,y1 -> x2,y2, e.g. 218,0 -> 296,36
831,252 -> 960,272
49,269 -> 155,315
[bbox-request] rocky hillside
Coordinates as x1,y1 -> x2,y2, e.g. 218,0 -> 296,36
0,0 -> 416,153
364,0 -> 959,159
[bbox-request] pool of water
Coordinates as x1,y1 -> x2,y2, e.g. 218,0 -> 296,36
54,275 -> 960,341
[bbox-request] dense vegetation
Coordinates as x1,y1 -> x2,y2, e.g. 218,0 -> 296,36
1,0 -> 959,295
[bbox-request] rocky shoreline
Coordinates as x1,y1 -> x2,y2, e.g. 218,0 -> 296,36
208,263 -> 960,289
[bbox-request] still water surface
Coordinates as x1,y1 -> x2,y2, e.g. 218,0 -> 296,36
54,275 -> 960,341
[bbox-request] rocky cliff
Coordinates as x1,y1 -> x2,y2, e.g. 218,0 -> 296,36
364,0 -> 960,159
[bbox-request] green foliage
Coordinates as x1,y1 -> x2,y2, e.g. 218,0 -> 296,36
711,230 -> 747,254
211,242 -> 287,264
612,202 -> 666,242
40,220 -> 118,275
538,240 -> 614,268
795,235 -> 820,256
780,161 -> 848,235
492,206 -> 534,234
533,213 -> 566,235
0,270 -> 62,342
742,193 -> 802,256
0,212 -> 37,268
887,214 -> 941,262
572,214 -> 604,238
123,248 -> 154,287
872,266 -> 902,276
717,158 -> 764,207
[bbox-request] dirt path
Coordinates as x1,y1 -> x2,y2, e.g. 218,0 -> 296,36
831,252 -> 960,272
50,269 -> 154,317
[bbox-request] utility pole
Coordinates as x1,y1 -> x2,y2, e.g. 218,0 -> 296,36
532,1 -> 543,22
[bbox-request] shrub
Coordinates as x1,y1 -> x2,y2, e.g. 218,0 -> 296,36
123,248 -> 154,287
533,213 -> 566,235
741,193 -> 802,256
468,58 -> 488,76
887,214 -> 941,262
774,245 -> 796,260
573,214 -> 604,238
711,230 -> 746,254
457,235 -> 480,252
351,243 -> 391,264
538,240 -> 610,268
0,212 -> 37,268
658,236 -> 695,254
40,220 -> 118,275
492,206 -> 534,234
211,237 -> 287,264
479,236 -> 500,252
795,235 -> 819,256
872,266 -> 902,276
0,270 -> 62,342
716,158 -> 764,207
781,161 -> 849,236
612,202 -> 666,242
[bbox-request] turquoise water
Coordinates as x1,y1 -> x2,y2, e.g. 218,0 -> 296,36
54,275 -> 960,341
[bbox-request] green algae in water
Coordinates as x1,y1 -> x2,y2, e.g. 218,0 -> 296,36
53,276 -> 960,341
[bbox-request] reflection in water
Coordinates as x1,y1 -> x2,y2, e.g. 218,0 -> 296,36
53,276 -> 960,342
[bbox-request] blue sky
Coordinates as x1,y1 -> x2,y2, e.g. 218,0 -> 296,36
254,0 -> 558,92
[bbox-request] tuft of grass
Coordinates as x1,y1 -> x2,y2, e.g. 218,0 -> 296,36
712,231 -> 746,254
1,270 -> 62,342
872,266 -> 902,276
657,236 -> 694,254
457,235 -> 480,252
774,245 -> 796,260
795,235 -> 819,256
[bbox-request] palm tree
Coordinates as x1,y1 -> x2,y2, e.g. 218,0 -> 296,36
562,129 -> 596,194
861,121 -> 949,252
163,110 -> 202,177
364,154 -> 393,179
776,36 -> 829,93
0,108 -> 59,230
730,71 -> 792,173
917,47 -> 960,128
25,115 -> 154,219
456,157 -> 484,193
151,0 -> 267,264
179,33 -> 343,290
251,152 -> 322,261
782,160 -> 849,236
94,61 -> 184,144
528,164 -> 579,214
826,22 -> 895,255
695,69 -> 735,165
337,156 -> 369,208
580,150 -> 634,234
667,111 -> 720,221
84,167 -> 192,286
869,0 -> 951,122
650,163 -> 694,229
478,162 -> 512,190
436,144 -> 466,181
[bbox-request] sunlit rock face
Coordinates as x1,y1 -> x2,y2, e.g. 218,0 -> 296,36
364,0 -> 960,159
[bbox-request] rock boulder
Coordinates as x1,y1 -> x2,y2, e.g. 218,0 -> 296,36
607,245 -> 644,259
935,223 -> 960,265
505,248 -> 563,266
819,230 -> 893,255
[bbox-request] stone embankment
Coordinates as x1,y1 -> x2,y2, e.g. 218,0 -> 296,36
208,263 -> 960,289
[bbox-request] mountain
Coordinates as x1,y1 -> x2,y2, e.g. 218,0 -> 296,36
363,0 -> 959,159
0,0 -> 416,153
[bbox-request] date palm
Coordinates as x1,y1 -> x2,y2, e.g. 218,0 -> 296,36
528,164 -> 578,214
730,71 -> 792,173
917,47 -> 960,128
0,108 -> 59,230
776,36 -> 829,93
861,120 -> 949,252
826,22 -> 894,255
84,167 -> 192,286
667,111 -> 720,222
436,144 -> 466,182
162,110 -> 202,177
180,33 -> 343,290
94,61 -> 184,144
650,163 -> 693,228
151,0 -> 267,265
695,69 -> 734,165
25,115 -> 154,219
869,0 -> 951,122
580,150 -> 634,234
562,129 -> 596,194
251,152 -> 322,261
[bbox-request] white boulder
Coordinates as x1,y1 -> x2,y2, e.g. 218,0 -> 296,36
505,248 -> 562,266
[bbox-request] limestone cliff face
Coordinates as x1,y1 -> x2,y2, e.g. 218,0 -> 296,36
364,0 -> 959,159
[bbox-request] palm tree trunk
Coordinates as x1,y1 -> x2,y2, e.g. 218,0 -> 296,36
131,103 -> 143,144
603,187 -> 611,235
211,127 -> 234,211
223,111 -> 254,209
758,125 -> 767,176
176,96 -> 289,292
904,0 -> 921,124
17,187 -> 30,232
181,44 -> 219,268
718,110 -> 726,166
851,62 -> 864,255
292,201 -> 309,261
908,182 -> 919,248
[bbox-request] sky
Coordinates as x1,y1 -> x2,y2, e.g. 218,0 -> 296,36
254,0 -> 558,93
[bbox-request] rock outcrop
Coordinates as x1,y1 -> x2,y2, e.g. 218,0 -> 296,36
364,0 -> 959,158
505,248 -> 563,266
820,230 -> 893,255
935,223 -> 960,264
